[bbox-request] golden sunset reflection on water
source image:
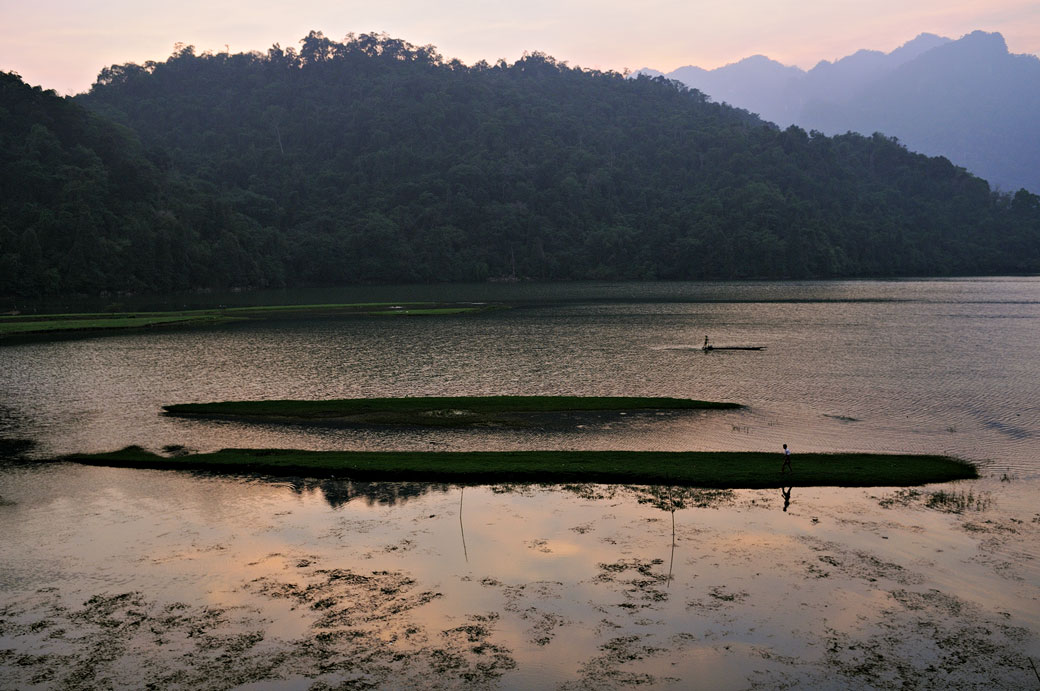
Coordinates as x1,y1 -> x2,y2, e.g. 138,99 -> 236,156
2,462 -> 1036,688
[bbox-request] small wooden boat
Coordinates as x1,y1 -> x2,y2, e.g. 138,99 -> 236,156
702,345 -> 765,351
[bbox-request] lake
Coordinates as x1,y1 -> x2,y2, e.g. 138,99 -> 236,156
2,278 -> 1039,689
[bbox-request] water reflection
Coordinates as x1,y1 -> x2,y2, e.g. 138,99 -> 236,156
626,485 -> 736,511
459,487 -> 468,563
4,279 -> 1040,685
4,279 -> 1040,477
253,475 -> 741,514
284,477 -> 455,508
0,438 -> 36,461
1,463 -> 1038,689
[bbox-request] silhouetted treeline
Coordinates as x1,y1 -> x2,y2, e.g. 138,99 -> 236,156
3,32 -> 1039,297
0,71 -> 285,296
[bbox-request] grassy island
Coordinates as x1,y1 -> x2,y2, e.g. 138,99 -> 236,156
0,302 -> 498,341
163,396 -> 743,427
64,447 -> 977,489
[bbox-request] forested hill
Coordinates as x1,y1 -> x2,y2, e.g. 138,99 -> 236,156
4,33 -> 1040,297
0,71 -> 277,297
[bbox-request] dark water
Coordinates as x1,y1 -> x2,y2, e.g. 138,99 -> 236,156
2,278 -> 1038,471
2,278 -> 1039,689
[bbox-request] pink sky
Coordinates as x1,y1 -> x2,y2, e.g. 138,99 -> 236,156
1,0 -> 1038,94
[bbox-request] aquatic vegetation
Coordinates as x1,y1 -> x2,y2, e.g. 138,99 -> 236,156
162,395 -> 743,427
879,487 -> 993,513
64,447 -> 978,489
0,302 -> 499,341
926,489 -> 993,513
0,567 -> 516,688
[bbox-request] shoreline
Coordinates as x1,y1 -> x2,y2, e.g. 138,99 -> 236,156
0,301 -> 501,341
63,447 -> 978,489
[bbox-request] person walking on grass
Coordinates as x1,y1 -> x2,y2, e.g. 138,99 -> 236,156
781,443 -> 792,474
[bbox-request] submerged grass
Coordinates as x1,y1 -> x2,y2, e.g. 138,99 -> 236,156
925,488 -> 992,512
879,487 -> 993,512
162,395 -> 743,427
0,302 -> 498,340
64,447 -> 977,489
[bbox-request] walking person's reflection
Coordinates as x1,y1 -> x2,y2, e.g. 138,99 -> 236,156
781,486 -> 792,512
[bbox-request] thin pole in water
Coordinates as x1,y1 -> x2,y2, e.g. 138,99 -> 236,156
459,487 -> 468,563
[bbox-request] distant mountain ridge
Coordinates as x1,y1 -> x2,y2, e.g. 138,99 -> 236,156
639,31 -> 1040,193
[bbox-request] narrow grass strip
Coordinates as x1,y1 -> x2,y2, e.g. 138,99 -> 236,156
163,396 -> 743,426
165,396 -> 742,416
64,448 -> 977,489
0,315 -> 230,334
0,302 -> 497,339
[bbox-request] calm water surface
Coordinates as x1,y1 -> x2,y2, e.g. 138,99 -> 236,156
1,279 -> 1039,689
3,278 -> 1039,469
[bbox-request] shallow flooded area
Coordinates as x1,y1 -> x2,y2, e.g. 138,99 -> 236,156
2,279 -> 1040,688
1,463 -> 1038,689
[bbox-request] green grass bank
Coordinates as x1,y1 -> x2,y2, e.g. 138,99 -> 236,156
64,447 -> 977,489
162,396 -> 743,427
0,302 -> 497,340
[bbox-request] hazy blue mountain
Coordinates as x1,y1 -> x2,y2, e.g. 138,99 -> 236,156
652,31 -> 1039,192
640,56 -> 803,126
802,31 -> 1040,193
633,67 -> 664,78
802,33 -> 950,105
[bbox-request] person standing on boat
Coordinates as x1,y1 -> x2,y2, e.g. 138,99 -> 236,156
703,334 -> 710,349
781,443 -> 792,473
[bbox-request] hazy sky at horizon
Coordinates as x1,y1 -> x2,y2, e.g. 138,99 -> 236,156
2,0 -> 1038,94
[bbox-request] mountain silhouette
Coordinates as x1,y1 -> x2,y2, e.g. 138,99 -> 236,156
642,31 -> 1040,192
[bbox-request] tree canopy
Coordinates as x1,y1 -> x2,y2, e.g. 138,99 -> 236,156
0,70 -> 283,296
3,32 -> 1039,297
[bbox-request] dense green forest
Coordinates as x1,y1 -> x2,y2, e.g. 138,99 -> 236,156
3,32 -> 1040,297
0,71 -> 279,296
